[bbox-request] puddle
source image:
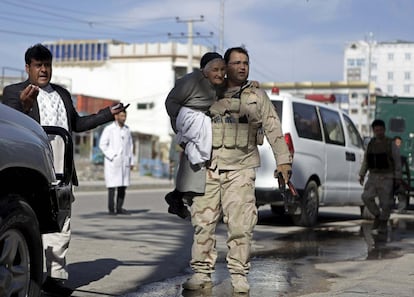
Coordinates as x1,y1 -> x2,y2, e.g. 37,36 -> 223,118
122,216 -> 414,297
254,214 -> 414,262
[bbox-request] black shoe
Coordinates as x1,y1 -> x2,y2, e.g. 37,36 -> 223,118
165,192 -> 190,219
109,209 -> 117,215
42,277 -> 73,297
116,208 -> 130,215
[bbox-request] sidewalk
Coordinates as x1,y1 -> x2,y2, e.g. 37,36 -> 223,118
75,167 -> 173,192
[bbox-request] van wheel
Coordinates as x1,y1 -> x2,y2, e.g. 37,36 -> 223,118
0,195 -> 43,297
291,181 -> 319,227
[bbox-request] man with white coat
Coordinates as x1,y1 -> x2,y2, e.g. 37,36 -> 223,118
99,110 -> 134,214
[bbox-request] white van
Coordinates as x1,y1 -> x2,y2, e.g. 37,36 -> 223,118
255,89 -> 365,226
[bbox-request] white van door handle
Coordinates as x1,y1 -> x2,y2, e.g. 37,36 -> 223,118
346,152 -> 356,161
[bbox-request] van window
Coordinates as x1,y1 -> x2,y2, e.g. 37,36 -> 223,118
343,114 -> 364,148
320,107 -> 345,146
292,102 -> 322,141
271,101 -> 283,120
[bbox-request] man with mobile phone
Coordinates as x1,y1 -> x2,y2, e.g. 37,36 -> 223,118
2,43 -> 126,296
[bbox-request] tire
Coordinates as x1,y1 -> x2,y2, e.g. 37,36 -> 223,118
0,195 -> 43,297
291,181 -> 319,227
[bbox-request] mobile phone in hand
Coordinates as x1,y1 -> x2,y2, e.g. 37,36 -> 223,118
111,103 -> 130,111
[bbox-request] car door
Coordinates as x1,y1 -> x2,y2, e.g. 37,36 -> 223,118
319,107 -> 348,204
342,114 -> 365,203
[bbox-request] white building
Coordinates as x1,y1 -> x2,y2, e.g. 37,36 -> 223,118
344,39 -> 414,97
45,39 -> 210,142
42,39 -> 210,172
343,39 -> 414,134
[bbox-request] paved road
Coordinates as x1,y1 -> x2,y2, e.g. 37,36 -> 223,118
63,187 -> 414,297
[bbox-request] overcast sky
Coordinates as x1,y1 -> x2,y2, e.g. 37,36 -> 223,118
0,0 -> 413,83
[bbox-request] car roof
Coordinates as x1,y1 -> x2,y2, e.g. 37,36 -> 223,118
266,90 -> 347,114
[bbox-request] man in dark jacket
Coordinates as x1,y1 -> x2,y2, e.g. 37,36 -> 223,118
359,119 -> 402,233
2,43 -> 126,296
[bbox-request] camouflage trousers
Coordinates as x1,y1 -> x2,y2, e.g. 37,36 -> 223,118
189,167 -> 258,276
361,173 -> 394,220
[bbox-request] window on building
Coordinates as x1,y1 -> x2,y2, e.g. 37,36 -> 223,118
371,75 -> 377,82
137,102 -> 155,110
388,53 -> 394,61
62,44 -> 67,60
66,44 -> 71,60
371,62 -> 377,70
103,43 -> 108,59
405,53 -> 411,60
49,44 -> 54,57
73,44 -> 78,59
91,43 -> 95,60
387,72 -> 394,80
97,43 -> 102,60
347,59 -> 355,67
55,44 -> 60,59
85,43 -> 89,60
404,85 -> 411,93
79,44 -> 84,60
356,58 -> 365,66
347,68 -> 361,81
405,72 -> 411,80
387,85 -> 393,94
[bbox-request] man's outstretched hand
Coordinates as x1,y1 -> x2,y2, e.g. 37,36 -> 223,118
20,84 -> 39,112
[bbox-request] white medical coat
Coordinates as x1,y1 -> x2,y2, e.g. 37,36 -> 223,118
99,122 -> 134,188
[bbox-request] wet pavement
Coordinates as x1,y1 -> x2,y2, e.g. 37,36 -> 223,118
120,208 -> 414,297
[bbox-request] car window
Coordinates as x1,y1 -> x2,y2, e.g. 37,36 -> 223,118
319,107 -> 345,146
343,114 -> 364,148
292,102 -> 322,141
388,117 -> 405,133
271,100 -> 283,120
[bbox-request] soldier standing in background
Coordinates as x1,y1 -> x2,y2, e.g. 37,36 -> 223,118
182,46 -> 292,294
359,119 -> 402,233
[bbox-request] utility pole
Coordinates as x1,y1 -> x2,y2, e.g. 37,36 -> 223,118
219,0 -> 225,53
366,32 -> 374,136
170,16 -> 206,73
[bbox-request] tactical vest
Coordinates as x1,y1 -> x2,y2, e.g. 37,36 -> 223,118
211,85 -> 263,150
366,137 -> 394,172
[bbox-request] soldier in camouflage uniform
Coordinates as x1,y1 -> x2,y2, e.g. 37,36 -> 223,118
182,47 -> 292,294
359,119 -> 402,233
